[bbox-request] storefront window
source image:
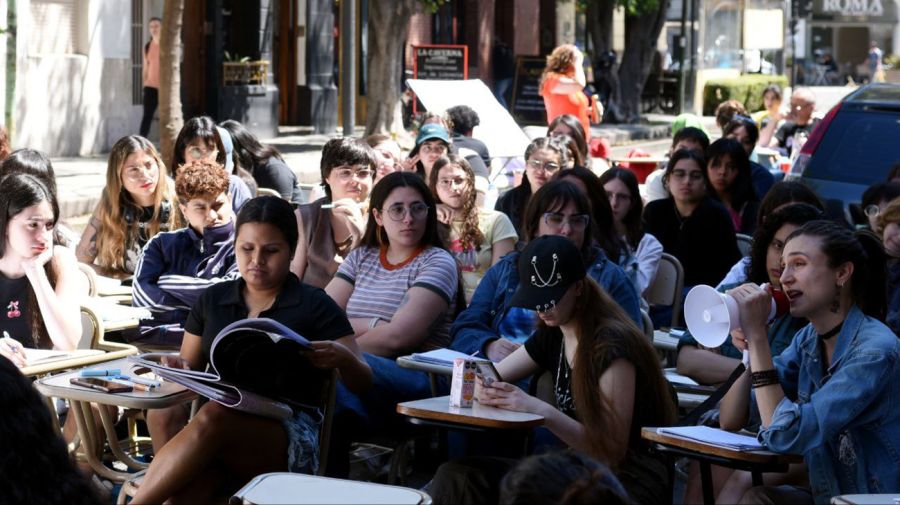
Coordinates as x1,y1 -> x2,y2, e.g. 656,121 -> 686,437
700,0 -> 742,70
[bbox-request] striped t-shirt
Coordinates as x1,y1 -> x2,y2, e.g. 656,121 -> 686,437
336,246 -> 459,351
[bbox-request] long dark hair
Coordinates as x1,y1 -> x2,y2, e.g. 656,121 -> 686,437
556,167 -> 624,260
514,137 -> 569,230
548,114 -> 588,161
705,137 -> 756,211
360,171 -> 445,251
747,203 -> 824,284
757,181 -> 824,229
236,196 -> 299,255
172,116 -> 227,176
219,119 -> 284,174
499,451 -> 630,505
0,357 -> 102,504
522,180 -> 595,263
0,149 -> 68,247
553,278 -> 676,462
786,220 -> 888,320
598,168 -> 645,250
0,174 -> 60,348
662,148 -> 708,193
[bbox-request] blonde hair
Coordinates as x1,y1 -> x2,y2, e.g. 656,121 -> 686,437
879,197 -> 900,235
540,44 -> 579,90
94,136 -> 177,271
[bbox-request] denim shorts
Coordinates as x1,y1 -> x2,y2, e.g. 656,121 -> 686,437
282,409 -> 321,474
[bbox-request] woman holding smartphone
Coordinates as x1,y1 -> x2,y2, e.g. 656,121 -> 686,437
431,235 -> 675,505
134,197 -> 371,503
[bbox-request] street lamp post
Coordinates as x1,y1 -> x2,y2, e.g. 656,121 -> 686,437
341,0 -> 356,136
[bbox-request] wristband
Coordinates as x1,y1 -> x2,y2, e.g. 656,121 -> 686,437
751,369 -> 780,389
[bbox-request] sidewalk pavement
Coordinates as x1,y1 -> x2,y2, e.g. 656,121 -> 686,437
54,118 -> 695,220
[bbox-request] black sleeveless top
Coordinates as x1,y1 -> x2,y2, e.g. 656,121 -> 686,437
0,271 -> 34,347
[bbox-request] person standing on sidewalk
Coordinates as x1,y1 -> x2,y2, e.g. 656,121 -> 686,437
139,17 -> 161,138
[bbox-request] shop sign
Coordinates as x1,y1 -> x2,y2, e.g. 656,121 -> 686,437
816,0 -> 892,19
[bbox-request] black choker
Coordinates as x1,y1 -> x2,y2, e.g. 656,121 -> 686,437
817,322 -> 843,341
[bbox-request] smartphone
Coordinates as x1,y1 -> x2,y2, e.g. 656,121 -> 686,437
475,361 -> 502,386
70,377 -> 133,393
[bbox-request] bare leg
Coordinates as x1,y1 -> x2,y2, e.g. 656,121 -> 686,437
146,402 -> 191,454
718,463 -> 809,504
131,402 -> 288,504
681,461 -> 735,504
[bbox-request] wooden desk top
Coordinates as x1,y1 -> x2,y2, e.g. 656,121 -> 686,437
35,357 -> 195,409
104,318 -> 140,332
641,428 -> 803,465
234,472 -> 429,505
397,395 -> 544,430
831,495 -> 900,505
21,347 -> 137,377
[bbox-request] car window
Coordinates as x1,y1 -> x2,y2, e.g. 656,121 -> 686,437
803,108 -> 900,185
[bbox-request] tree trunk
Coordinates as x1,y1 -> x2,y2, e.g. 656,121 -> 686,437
613,0 -> 669,123
586,0 -> 623,122
159,0 -> 184,165
365,0 -> 417,136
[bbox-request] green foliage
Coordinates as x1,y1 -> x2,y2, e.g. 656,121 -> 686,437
224,51 -> 250,63
576,0 -> 661,17
418,0 -> 449,13
702,74 -> 790,116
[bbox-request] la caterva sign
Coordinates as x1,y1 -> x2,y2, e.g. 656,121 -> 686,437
413,45 -> 468,80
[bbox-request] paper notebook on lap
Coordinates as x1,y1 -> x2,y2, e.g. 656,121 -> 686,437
657,426 -> 764,451
129,318 -> 313,420
409,348 -> 490,367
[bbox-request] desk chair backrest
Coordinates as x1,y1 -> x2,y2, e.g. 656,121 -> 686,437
736,234 -> 752,258
644,253 -> 685,328
316,369 -> 339,476
255,187 -> 284,199
641,309 -> 654,343
79,304 -> 104,350
78,263 -> 98,297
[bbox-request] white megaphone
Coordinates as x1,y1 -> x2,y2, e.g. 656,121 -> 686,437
684,285 -> 789,366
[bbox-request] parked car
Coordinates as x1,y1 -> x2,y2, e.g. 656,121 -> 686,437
790,83 -> 900,226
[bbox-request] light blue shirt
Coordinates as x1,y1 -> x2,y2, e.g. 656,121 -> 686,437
758,305 -> 900,503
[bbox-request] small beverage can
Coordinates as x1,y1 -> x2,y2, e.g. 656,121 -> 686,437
449,358 -> 476,408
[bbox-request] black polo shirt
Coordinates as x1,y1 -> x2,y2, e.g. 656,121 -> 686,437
184,273 -> 353,408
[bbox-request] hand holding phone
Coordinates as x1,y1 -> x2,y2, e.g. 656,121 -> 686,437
475,361 -> 502,386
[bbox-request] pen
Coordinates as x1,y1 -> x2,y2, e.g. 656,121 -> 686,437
80,368 -> 121,377
2,331 -> 20,355
469,350 -> 480,358
114,375 -> 161,388
111,378 -> 151,392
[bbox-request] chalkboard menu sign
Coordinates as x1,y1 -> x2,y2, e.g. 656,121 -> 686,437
510,56 -> 546,125
413,45 -> 469,80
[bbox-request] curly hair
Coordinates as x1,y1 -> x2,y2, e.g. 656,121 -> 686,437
175,159 -> 230,204
446,105 -> 480,135
429,154 -> 484,251
94,136 -> 177,271
540,44 -> 579,90
747,203 -> 823,285
714,99 -> 748,130
0,125 -> 10,161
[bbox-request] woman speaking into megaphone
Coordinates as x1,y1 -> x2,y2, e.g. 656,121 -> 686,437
717,221 -> 900,504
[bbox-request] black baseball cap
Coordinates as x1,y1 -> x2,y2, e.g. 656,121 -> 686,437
510,235 -> 587,312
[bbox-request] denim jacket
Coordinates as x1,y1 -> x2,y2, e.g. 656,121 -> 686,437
759,305 -> 900,503
450,245 -> 642,357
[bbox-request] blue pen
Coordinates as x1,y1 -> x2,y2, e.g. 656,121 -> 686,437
80,368 -> 121,377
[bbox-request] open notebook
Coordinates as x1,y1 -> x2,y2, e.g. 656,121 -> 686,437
409,348 -> 489,367
657,426 -> 764,451
129,318 -> 313,420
